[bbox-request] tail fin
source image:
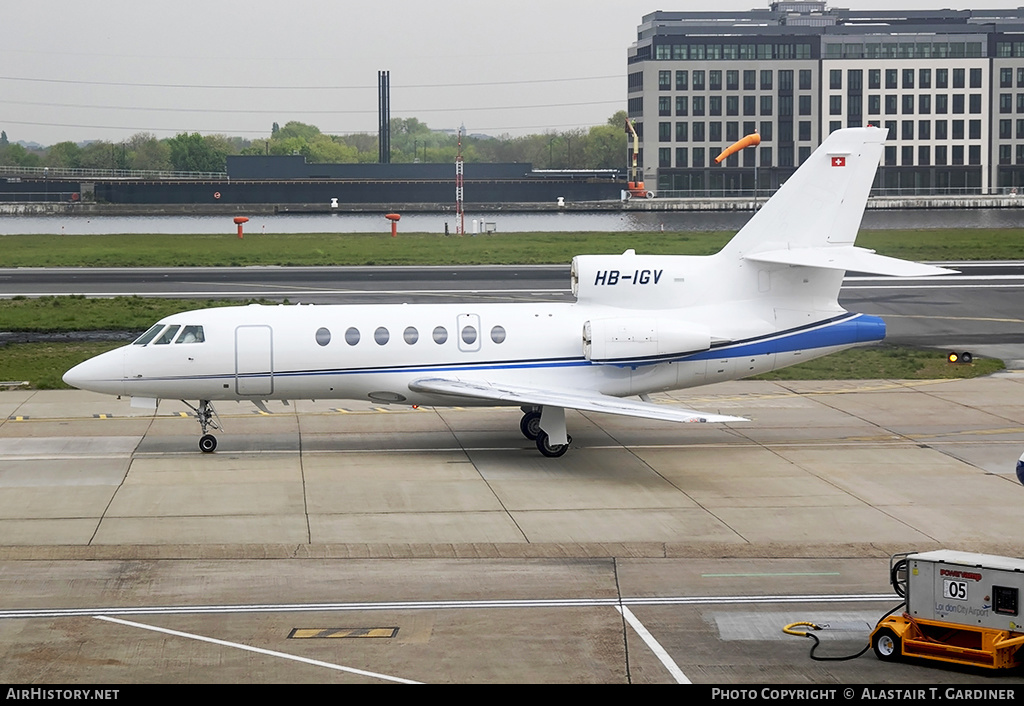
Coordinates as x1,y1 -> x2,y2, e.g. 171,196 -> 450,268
720,126 -> 953,277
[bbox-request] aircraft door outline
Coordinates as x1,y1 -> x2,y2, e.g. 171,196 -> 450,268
457,313 -> 482,353
235,325 -> 274,395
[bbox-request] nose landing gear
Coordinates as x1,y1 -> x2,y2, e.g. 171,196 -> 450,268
183,399 -> 222,453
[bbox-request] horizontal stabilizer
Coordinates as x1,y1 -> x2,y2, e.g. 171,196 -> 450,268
744,246 -> 958,277
409,378 -> 748,425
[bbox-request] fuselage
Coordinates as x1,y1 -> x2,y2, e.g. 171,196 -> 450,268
63,298 -> 885,407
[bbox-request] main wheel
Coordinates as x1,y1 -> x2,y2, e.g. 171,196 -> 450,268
872,628 -> 901,662
520,411 -> 542,440
536,431 -> 571,458
199,434 -> 218,453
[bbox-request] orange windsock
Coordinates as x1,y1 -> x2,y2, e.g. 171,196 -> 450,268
714,133 -> 761,164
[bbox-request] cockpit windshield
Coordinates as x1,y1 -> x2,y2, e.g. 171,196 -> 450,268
133,324 -> 164,346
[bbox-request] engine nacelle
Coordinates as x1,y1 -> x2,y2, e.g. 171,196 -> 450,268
583,318 -> 712,364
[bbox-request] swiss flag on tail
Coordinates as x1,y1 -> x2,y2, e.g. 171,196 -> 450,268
831,156 -> 846,167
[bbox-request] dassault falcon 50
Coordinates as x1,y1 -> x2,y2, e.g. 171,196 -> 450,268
64,127 -> 953,456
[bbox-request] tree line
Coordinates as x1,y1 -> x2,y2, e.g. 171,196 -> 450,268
0,112 -> 629,173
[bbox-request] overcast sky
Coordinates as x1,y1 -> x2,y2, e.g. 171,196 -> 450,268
3,1 -> 1023,146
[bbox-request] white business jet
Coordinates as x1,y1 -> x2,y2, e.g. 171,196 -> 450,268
63,127 -> 952,456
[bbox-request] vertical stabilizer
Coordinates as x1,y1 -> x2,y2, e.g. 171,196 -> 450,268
720,126 -> 887,258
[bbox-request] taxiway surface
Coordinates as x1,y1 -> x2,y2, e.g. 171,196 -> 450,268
2,375 -> 1024,683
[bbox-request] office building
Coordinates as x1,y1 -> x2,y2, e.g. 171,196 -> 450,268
628,2 -> 1024,196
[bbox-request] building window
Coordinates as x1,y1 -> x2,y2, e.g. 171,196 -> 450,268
918,146 -> 931,166
659,70 -> 671,90
936,95 -> 948,114
709,70 -> 722,90
885,69 -> 898,90
726,95 -> 739,116
935,145 -> 947,165
937,68 -> 948,88
1002,68 -> 1014,88
675,122 -> 688,141
675,147 -> 688,168
901,145 -> 914,165
969,145 -> 981,164
919,120 -> 931,140
919,69 -> 931,89
799,95 -> 811,115
952,120 -> 964,140
830,69 -> 842,90
676,70 -> 688,91
760,95 -> 773,116
799,121 -> 811,141
727,70 -> 739,91
970,94 -> 982,114
693,147 -> 705,168
743,70 -> 756,91
1001,119 -> 1013,139
902,69 -> 914,89
953,68 -> 965,89
693,96 -> 705,116
693,122 -> 705,142
743,95 -> 756,116
709,96 -> 722,116
800,69 -> 812,90
761,70 -> 773,90
760,146 -> 772,166
970,68 -> 982,88
659,122 -> 671,142
709,122 -> 722,142
1000,144 -> 1012,165
969,120 -> 981,139
675,96 -> 688,116
692,70 -> 705,90
952,145 -> 964,165
936,120 -> 948,139
952,95 -> 964,114
902,95 -> 914,114
919,95 -> 931,115
902,120 -> 914,140
759,121 -> 773,140
830,95 -> 843,115
885,95 -> 898,115
659,97 -> 671,116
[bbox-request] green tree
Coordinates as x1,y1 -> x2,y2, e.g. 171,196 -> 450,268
127,132 -> 171,171
166,132 -> 228,172
45,141 -> 83,169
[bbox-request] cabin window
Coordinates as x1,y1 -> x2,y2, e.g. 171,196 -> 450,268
153,325 -> 180,345
374,326 -> 390,345
315,327 -> 331,346
133,324 -> 164,346
461,325 -> 478,345
176,325 -> 205,344
345,327 -> 360,346
403,326 -> 419,344
490,325 -> 506,344
433,326 -> 448,344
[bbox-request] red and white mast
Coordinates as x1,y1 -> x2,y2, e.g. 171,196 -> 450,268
455,124 -> 465,235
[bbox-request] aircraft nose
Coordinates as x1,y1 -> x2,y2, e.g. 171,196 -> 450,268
63,347 -> 126,395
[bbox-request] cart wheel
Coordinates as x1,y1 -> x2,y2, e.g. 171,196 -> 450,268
872,628 -> 901,662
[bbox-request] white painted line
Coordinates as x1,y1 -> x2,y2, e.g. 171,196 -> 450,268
93,615 -> 421,684
616,605 -> 690,684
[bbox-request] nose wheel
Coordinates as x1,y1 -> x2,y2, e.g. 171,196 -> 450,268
183,399 -> 222,453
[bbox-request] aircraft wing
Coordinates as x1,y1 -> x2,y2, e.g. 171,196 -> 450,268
408,377 -> 748,425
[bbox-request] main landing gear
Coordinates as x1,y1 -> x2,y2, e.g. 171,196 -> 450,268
183,399 -> 222,453
519,407 -> 572,458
